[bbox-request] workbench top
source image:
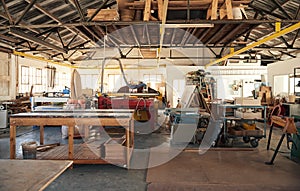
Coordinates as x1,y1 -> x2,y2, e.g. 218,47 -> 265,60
10,111 -> 133,118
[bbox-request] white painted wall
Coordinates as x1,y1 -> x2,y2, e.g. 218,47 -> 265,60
0,53 -> 16,100
267,57 -> 300,95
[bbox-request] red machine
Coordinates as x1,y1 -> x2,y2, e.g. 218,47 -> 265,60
98,95 -> 157,133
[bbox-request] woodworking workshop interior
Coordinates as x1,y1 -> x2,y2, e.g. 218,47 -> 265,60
1,0 -> 300,191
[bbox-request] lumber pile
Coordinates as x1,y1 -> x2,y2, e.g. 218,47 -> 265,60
87,9 -> 119,21
120,0 -> 250,21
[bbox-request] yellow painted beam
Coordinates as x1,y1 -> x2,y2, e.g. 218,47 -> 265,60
205,22 -> 300,68
275,21 -> 281,32
13,50 -> 75,68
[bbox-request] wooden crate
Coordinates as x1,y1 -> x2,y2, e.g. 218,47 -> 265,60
87,9 -> 119,21
229,126 -> 263,137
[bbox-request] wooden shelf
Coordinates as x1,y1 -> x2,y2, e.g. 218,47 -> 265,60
35,142 -> 130,165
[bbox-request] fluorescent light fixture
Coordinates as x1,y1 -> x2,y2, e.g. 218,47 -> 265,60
163,23 -> 214,28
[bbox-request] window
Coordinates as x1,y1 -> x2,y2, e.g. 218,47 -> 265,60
21,66 -> 29,85
172,79 -> 185,107
35,68 -> 42,85
108,74 -> 127,92
81,74 -> 99,90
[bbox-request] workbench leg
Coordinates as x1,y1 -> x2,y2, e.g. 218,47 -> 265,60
10,125 -> 16,159
68,125 -> 74,160
130,120 -> 134,147
265,133 -> 285,165
125,126 -> 130,169
40,125 -> 44,145
267,124 -> 274,150
84,125 -> 90,141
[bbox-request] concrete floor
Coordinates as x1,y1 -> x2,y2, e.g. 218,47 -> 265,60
0,121 -> 299,191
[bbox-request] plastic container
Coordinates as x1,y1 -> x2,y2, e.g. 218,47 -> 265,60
22,141 -> 37,159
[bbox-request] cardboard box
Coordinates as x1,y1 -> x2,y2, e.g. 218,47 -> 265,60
234,110 -> 262,119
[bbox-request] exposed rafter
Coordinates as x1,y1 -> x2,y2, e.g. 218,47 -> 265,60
15,0 -> 37,25
25,0 -> 94,46
9,28 -> 67,53
0,0 -> 14,25
270,0 -> 292,19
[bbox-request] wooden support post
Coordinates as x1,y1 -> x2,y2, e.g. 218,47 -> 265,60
219,6 -> 226,19
225,0 -> 233,19
157,0 -> 163,21
10,125 -> 16,159
206,4 -> 212,19
130,120 -> 134,147
211,0 -> 218,20
40,125 -> 44,145
143,0 -> 152,21
68,125 -> 74,159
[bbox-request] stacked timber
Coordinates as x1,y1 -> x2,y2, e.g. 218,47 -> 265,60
87,9 -> 119,21
120,0 -> 250,21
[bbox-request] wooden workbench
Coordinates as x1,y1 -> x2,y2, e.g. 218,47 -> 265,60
0,159 -> 72,191
10,111 -> 134,167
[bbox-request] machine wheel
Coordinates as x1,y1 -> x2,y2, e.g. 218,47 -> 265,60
243,136 -> 250,143
250,139 -> 259,148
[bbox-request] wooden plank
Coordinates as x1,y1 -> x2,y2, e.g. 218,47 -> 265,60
211,0 -> 218,20
225,0 -> 233,19
157,0 -> 163,20
206,5 -> 212,19
219,7 -> 226,19
143,0 -> 152,21
10,117 -> 131,127
0,160 -> 72,191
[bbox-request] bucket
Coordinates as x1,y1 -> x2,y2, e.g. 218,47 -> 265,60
22,141 -> 37,159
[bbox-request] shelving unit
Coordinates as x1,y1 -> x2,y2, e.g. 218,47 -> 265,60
293,67 -> 300,97
30,97 -> 69,111
219,104 -> 267,147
